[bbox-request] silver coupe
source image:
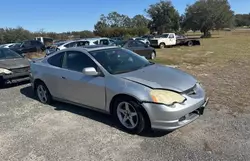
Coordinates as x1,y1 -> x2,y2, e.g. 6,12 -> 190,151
30,45 -> 209,134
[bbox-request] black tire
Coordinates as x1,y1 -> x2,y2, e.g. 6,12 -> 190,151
150,51 -> 156,60
35,81 -> 52,104
113,97 -> 147,134
187,41 -> 193,47
159,43 -> 165,49
0,77 -> 5,88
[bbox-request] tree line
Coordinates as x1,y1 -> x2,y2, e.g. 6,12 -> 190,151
0,0 -> 249,44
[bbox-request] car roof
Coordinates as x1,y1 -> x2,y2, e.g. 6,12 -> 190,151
62,45 -> 119,52
80,37 -> 109,41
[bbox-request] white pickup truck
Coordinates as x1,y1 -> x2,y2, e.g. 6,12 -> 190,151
149,33 -> 200,49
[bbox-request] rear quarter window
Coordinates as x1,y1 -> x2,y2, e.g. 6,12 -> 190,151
47,52 -> 64,67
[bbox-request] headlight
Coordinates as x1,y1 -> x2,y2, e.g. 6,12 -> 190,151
150,90 -> 186,106
0,68 -> 12,75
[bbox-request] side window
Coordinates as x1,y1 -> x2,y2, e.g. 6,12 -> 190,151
93,40 -> 98,45
65,42 -> 77,48
128,41 -> 137,47
63,51 -> 97,72
23,41 -> 31,47
100,39 -> 109,45
47,52 -> 65,67
135,40 -> 145,47
169,34 -> 174,38
77,41 -> 89,47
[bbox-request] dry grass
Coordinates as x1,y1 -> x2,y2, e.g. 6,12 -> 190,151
25,52 -> 45,59
153,30 -> 250,115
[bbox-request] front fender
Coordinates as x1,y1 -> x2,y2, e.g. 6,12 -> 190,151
105,76 -> 152,112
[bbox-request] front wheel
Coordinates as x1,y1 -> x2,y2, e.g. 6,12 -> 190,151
159,43 -> 165,49
187,41 -> 193,47
36,82 -> 52,104
113,98 -> 147,134
150,51 -> 156,60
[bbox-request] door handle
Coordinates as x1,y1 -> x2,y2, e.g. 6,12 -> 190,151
61,76 -> 66,79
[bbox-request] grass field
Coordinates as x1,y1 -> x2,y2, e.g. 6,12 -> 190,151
154,30 -> 250,115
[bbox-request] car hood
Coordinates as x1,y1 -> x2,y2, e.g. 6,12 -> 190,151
0,58 -> 30,69
117,64 -> 197,92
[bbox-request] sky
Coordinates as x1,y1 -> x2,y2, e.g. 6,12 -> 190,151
0,0 -> 249,33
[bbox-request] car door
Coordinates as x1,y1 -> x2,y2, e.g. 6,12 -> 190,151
45,51 -> 67,98
127,40 -> 149,57
21,41 -> 36,53
60,50 -> 106,110
168,34 -> 176,46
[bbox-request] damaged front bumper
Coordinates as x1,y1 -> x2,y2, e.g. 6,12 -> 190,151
1,72 -> 30,84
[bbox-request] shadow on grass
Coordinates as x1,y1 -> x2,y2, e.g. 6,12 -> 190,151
20,85 -> 171,138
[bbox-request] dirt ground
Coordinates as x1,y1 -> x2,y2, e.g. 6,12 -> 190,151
0,32 -> 250,161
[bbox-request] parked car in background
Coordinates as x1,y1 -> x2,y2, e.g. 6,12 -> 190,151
55,40 -> 89,51
0,48 -> 30,86
115,40 -> 156,59
10,40 -> 45,55
55,38 -> 115,51
35,37 -> 53,47
30,46 -> 208,134
0,43 -> 21,48
141,34 -> 155,40
130,37 -> 150,45
109,37 -> 124,41
150,33 -> 200,49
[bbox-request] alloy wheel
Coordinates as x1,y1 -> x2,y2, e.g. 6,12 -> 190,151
37,85 -> 48,103
117,101 -> 139,129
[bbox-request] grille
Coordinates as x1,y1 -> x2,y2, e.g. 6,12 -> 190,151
11,67 -> 30,73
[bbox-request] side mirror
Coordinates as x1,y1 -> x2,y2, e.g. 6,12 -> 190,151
145,44 -> 149,48
82,67 -> 99,76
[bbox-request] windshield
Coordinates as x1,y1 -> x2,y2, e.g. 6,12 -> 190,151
135,38 -> 144,41
12,43 -> 21,48
0,44 -> 6,48
89,48 -> 153,74
0,48 -> 22,59
54,42 -> 66,47
114,40 -> 127,47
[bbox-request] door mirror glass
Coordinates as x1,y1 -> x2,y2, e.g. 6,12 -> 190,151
82,67 -> 99,76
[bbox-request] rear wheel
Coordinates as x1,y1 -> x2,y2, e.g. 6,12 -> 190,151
159,43 -> 165,49
35,82 -> 52,104
113,98 -> 147,134
187,41 -> 193,47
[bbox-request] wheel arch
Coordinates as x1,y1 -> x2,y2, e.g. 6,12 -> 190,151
33,79 -> 49,92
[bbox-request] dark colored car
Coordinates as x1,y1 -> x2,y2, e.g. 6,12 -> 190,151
115,40 -> 156,59
0,48 -> 30,86
10,40 -> 45,55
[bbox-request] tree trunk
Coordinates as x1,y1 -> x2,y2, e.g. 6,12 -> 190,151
201,29 -> 211,38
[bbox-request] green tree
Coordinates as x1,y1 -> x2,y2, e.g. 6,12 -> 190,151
131,15 -> 149,28
182,0 -> 234,37
235,14 -> 250,27
146,0 -> 180,34
94,12 -> 149,37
